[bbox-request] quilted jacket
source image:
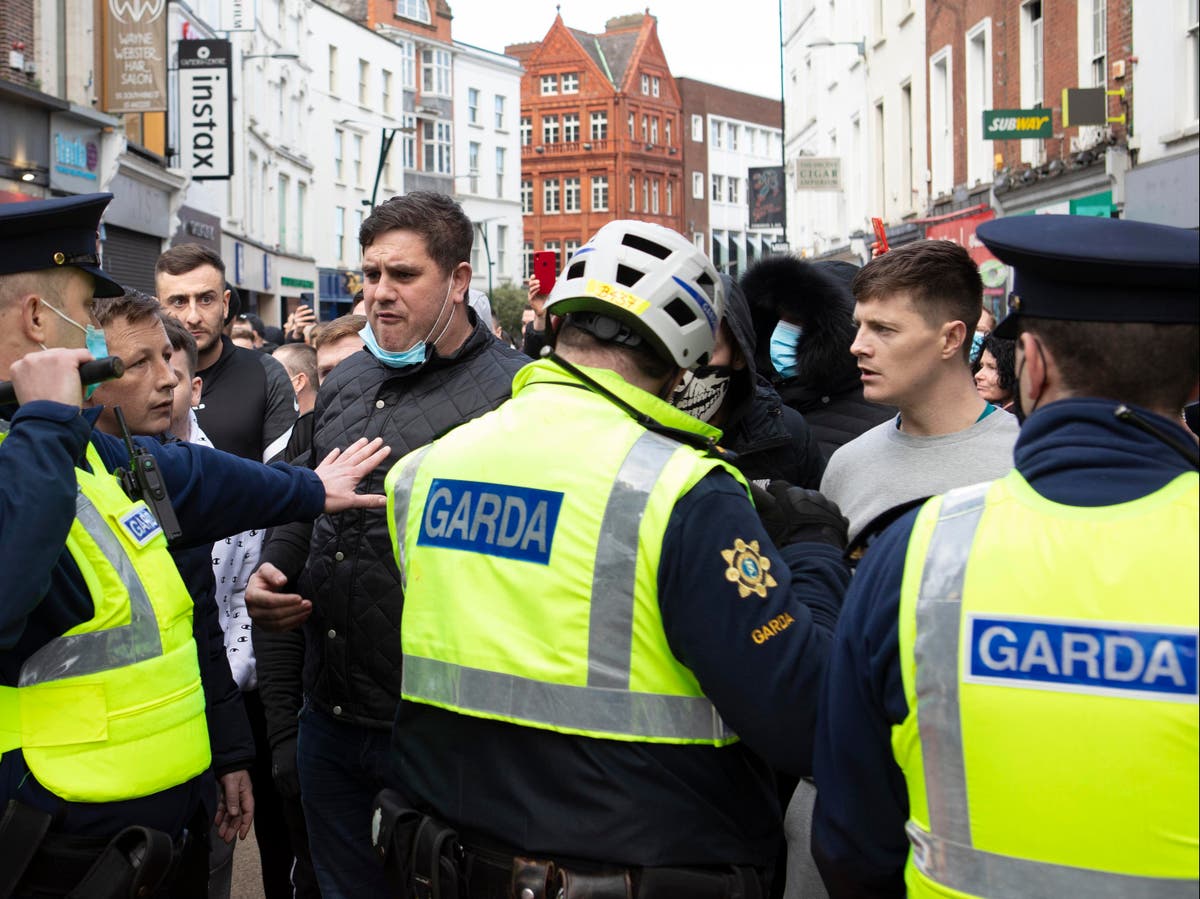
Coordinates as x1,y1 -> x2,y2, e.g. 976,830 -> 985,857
293,319 -> 526,726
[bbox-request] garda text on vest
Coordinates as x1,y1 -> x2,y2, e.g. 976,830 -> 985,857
417,478 -> 564,565
965,614 -> 1199,702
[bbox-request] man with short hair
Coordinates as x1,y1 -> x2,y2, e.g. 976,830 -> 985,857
309,314 -> 366,384
812,216 -> 1199,898
245,191 -> 526,897
156,245 -> 296,463
273,344 -> 318,416
0,193 -> 390,898
819,241 -> 1019,542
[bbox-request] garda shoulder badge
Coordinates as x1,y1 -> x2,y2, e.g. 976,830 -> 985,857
722,538 -> 777,598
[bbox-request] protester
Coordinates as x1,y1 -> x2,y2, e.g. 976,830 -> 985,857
231,320 -> 257,350
812,214 -> 1199,899
244,191 -> 526,897
742,256 -> 895,460
310,314 -> 367,384
375,220 -> 850,897
818,241 -> 1019,542
973,332 -> 1016,411
521,276 -> 551,358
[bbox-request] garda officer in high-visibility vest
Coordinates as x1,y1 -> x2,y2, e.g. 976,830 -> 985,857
811,214 -> 1199,899
0,194 -> 390,898
378,220 -> 852,898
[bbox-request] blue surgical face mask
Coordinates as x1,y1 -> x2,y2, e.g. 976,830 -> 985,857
361,275 -> 457,369
769,320 -> 804,380
41,299 -> 109,399
970,331 -> 985,363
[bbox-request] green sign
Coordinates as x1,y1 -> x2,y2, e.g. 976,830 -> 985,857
983,108 -> 1052,140
281,276 -> 314,289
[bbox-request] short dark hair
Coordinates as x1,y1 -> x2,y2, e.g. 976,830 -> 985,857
239,312 -> 266,338
156,243 -> 226,278
94,288 -> 163,329
980,332 -> 1017,395
160,315 -> 198,377
311,314 -> 367,350
852,240 -> 983,360
359,192 -> 472,275
1025,318 -> 1200,413
554,320 -> 674,381
273,343 -> 318,386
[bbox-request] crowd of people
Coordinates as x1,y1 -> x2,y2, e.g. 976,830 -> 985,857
0,189 -> 1196,899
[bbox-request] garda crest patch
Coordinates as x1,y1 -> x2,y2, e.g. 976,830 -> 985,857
722,538 -> 777,598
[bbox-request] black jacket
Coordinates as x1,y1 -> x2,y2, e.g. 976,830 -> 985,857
195,335 -> 297,462
741,257 -> 894,460
716,275 -> 825,488
260,320 -> 526,727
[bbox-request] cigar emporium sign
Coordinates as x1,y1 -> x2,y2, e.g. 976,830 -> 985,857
102,0 -> 168,113
178,40 -> 234,180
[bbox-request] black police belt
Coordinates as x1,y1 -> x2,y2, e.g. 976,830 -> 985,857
372,789 -> 766,899
0,799 -> 186,899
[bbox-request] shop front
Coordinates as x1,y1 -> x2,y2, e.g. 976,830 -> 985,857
102,151 -> 187,294
318,268 -> 363,320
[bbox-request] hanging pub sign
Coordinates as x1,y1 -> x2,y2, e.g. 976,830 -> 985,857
178,39 -> 233,180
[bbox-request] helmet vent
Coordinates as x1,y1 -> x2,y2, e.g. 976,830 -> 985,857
615,264 -> 643,288
567,260 -> 587,280
663,298 -> 697,327
621,233 -> 672,260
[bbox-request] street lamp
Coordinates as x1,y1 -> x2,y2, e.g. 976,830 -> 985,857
366,126 -> 416,210
804,37 -> 866,57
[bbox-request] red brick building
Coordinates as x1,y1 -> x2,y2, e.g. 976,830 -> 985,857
926,0 -> 1132,217
506,12 -> 684,277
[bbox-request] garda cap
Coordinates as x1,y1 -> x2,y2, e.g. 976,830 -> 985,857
977,215 -> 1200,339
0,193 -> 124,297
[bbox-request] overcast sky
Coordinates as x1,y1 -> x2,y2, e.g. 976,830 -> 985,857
447,0 -> 785,100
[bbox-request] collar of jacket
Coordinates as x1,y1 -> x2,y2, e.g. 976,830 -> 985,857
513,357 -> 724,445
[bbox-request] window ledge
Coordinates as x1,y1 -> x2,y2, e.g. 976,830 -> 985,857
898,8 -> 915,27
1160,121 -> 1200,145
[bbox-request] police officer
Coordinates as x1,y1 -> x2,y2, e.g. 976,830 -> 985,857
379,221 -> 851,898
0,194 -> 390,898
811,214 -> 1199,898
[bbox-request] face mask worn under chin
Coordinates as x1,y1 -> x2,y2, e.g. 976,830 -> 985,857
671,366 -> 733,422
40,300 -> 109,399
769,320 -> 804,379
360,276 -> 457,369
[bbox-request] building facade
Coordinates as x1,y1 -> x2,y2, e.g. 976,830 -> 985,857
452,41 -> 524,295
678,77 -> 785,277
507,12 -> 684,280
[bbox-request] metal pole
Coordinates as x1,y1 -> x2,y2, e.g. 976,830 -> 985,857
778,0 -> 788,248
476,222 -> 494,303
370,128 -> 397,210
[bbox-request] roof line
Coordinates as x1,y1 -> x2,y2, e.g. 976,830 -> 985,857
592,36 -> 614,84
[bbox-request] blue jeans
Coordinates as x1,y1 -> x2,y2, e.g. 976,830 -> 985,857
297,703 -> 394,898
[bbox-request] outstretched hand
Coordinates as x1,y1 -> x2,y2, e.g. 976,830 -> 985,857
245,562 -> 312,631
314,436 -> 392,513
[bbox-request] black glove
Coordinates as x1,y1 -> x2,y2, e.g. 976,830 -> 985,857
271,736 -> 301,799
750,480 -> 849,550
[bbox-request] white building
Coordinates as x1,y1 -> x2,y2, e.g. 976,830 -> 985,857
452,41 -> 524,296
783,0 -> 927,259
308,0 -> 419,316
1124,0 -> 1199,227
706,111 -> 785,276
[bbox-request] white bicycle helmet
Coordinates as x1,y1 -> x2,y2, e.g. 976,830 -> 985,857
544,220 -> 724,369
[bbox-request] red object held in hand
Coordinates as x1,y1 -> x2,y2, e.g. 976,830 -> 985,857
533,251 -> 558,296
871,217 -> 890,256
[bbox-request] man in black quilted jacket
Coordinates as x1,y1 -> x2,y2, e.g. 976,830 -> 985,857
244,192 -> 526,898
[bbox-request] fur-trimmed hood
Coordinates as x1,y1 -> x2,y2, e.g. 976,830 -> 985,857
740,256 -> 862,401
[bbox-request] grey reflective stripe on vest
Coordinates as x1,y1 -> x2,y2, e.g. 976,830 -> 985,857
398,429 -> 733,743
404,654 -> 730,741
911,482 -> 1197,898
586,430 -> 678,689
906,822 -> 1200,899
19,490 -> 163,687
390,445 -> 434,591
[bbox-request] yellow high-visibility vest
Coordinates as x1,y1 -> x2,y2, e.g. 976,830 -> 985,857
894,469 -> 1199,898
0,431 -> 210,802
386,358 -> 747,745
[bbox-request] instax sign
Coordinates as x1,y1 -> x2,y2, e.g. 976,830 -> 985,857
178,40 -> 233,180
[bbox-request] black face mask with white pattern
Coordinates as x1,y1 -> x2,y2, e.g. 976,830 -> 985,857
670,365 -> 733,422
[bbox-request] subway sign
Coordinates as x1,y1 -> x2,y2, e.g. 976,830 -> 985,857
983,108 -> 1052,140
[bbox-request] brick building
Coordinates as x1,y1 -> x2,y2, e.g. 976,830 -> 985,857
506,12 -> 684,279
926,0 -> 1133,219
678,77 -> 784,277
